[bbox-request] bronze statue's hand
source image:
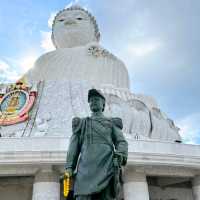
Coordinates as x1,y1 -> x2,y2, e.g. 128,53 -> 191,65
114,152 -> 124,167
117,154 -> 123,167
65,168 -> 73,177
113,157 -> 119,167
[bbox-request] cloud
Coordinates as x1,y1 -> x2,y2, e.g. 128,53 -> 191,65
48,12 -> 57,28
123,39 -> 162,57
0,52 -> 40,83
0,60 -> 20,83
40,31 -> 55,52
0,60 -> 9,71
176,113 -> 200,144
6,51 -> 39,73
39,9 -> 59,53
65,0 -> 80,9
18,54 -> 38,72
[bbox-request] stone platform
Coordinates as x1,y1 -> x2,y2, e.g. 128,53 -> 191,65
0,137 -> 200,200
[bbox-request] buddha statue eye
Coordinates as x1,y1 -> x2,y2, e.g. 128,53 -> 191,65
76,17 -> 83,20
58,19 -> 65,22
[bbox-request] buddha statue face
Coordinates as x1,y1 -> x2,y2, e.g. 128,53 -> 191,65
52,6 -> 100,48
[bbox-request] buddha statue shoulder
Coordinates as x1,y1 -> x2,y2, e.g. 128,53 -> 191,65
25,6 -> 129,89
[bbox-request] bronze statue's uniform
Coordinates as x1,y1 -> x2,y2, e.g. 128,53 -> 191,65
65,116 -> 128,199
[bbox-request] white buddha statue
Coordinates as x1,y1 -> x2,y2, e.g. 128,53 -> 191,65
1,5 -> 181,142
150,108 -> 181,142
26,5 -> 129,89
128,99 -> 152,139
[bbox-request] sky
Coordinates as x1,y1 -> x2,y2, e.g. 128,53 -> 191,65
0,0 -> 199,144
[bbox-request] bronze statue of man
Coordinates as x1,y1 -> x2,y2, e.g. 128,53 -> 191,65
65,89 -> 128,200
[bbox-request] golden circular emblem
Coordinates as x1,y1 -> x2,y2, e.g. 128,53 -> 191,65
0,84 -> 37,126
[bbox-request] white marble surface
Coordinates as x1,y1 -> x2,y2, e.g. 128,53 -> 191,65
124,171 -> 149,200
32,182 -> 60,200
0,80 -> 182,142
124,181 -> 149,200
128,99 -> 151,139
150,107 -> 181,141
0,137 -> 199,170
26,43 -> 130,89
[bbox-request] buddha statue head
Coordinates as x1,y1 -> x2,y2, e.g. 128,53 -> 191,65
52,5 -> 100,48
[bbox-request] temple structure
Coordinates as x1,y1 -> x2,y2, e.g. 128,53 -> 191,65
0,5 -> 200,200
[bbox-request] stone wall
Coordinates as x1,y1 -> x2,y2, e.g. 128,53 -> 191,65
149,186 -> 193,200
0,176 -> 33,200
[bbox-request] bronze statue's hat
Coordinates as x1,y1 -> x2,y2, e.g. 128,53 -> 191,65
88,89 -> 105,102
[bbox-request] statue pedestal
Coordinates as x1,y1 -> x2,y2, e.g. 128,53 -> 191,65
192,176 -> 200,200
123,166 -> 149,200
32,168 -> 60,200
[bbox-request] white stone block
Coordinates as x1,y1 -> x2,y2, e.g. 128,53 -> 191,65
32,182 -> 60,200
